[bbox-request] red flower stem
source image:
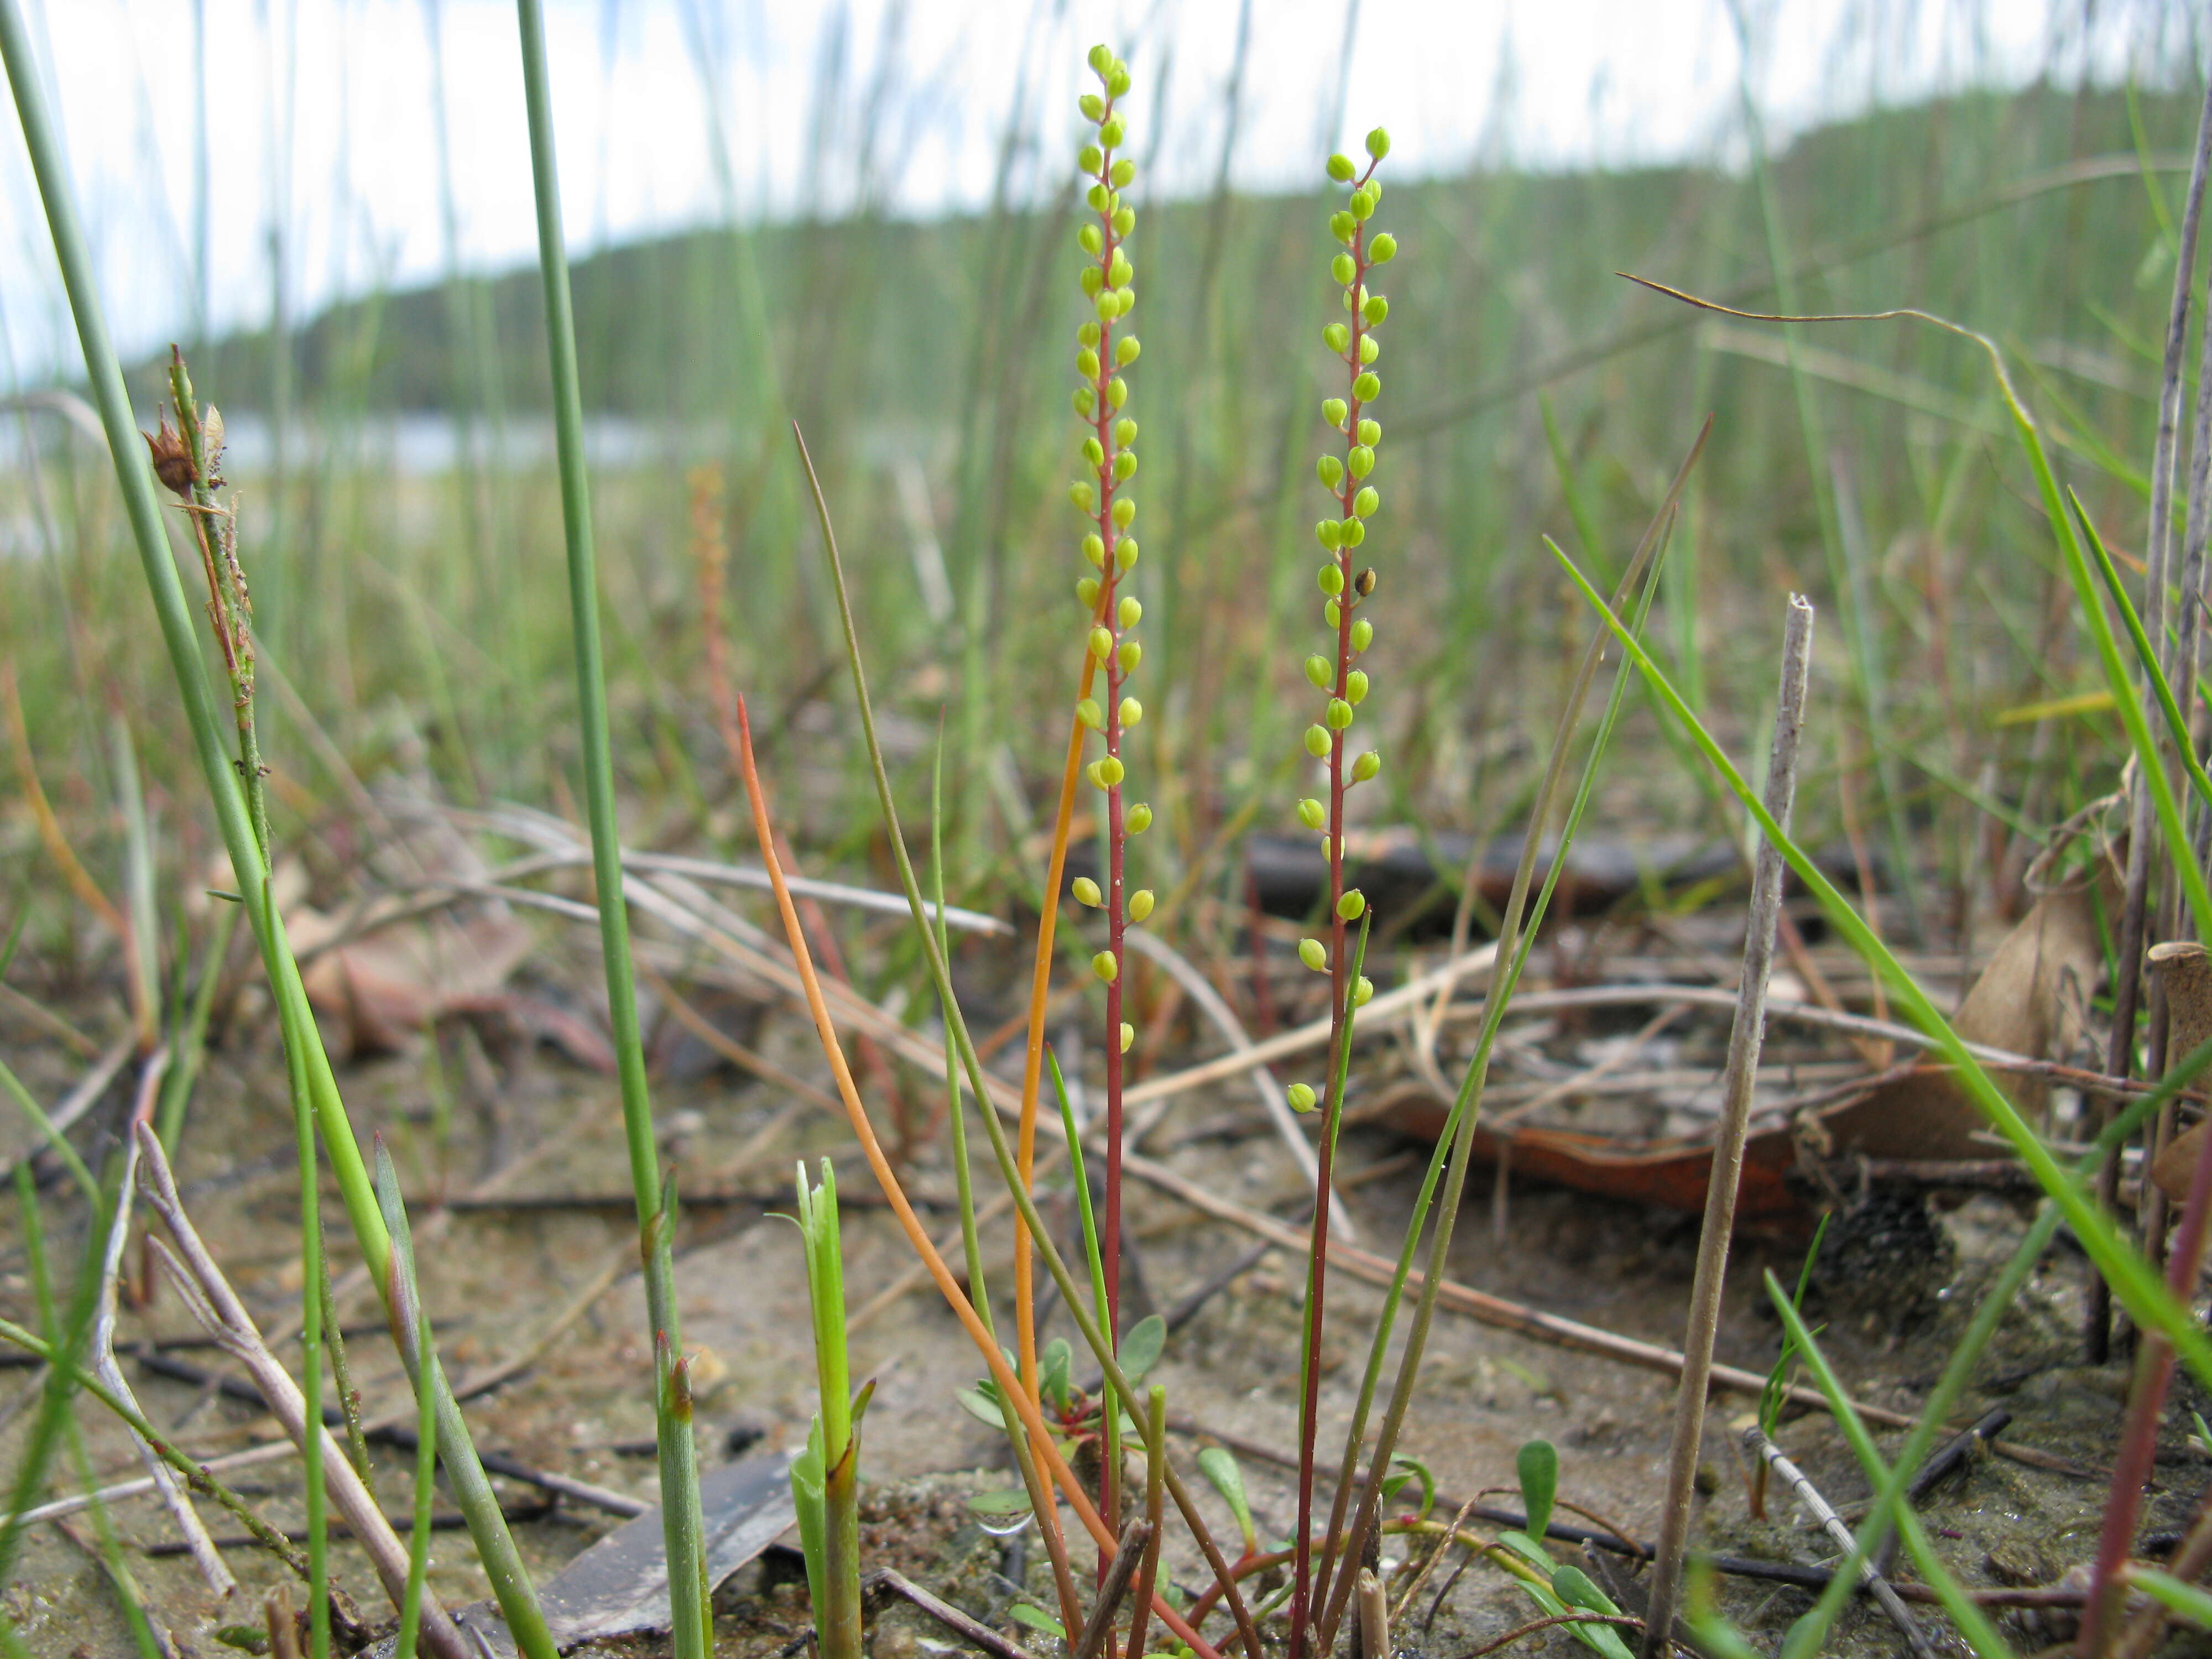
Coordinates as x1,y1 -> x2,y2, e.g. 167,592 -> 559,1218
1289,153 -> 1379,1659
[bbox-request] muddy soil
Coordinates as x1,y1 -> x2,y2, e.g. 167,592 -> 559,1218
0,984 -> 2176,1659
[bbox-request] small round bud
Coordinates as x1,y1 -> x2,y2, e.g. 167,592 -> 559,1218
1359,333 -> 1380,366
1318,564 -> 1344,596
1079,320 -> 1102,346
1093,950 -> 1119,983
1304,654 -> 1332,689
1344,670 -> 1369,706
1112,496 -> 1136,529
1316,519 -> 1343,552
1080,92 -> 1105,121
1348,445 -> 1374,480
1325,598 -> 1342,628
1076,576 -> 1100,608
1350,188 -> 1374,222
1318,455 -> 1344,489
1100,117 -> 1125,148
1354,371 -> 1381,401
1351,618 -> 1374,651
1115,417 -> 1138,445
1322,397 -> 1349,429
1107,65 -> 1131,97
1119,696 -> 1142,727
1353,975 -> 1375,1006
1332,251 -> 1356,285
1112,206 -> 1136,236
1323,321 -> 1350,354
1079,143 -> 1105,175
1358,419 -> 1380,446
1287,1082 -> 1318,1113
1088,44 -> 1113,75
1091,754 -> 1125,787
1338,889 -> 1366,921
1089,625 -> 1113,660
1118,595 -> 1141,628
1110,157 -> 1135,187
1115,536 -> 1139,570
1096,290 -> 1120,321
1363,294 -> 1389,326
1354,566 -> 1378,597
1077,697 -> 1104,729
1082,435 -> 1105,467
1340,517 -> 1365,546
1120,1021 -> 1136,1053
1369,232 -> 1397,263
1128,888 -> 1155,922
1319,836 -> 1333,859
1298,937 -> 1328,972
1079,223 -> 1104,256
1351,749 -> 1381,783
1073,875 -> 1103,906
1117,639 -> 1141,672
1078,347 -> 1101,379
1329,210 -> 1356,244
1326,152 -> 1356,182
1115,335 -> 1141,366
1113,450 -> 1137,481
1108,377 -> 1129,409
1108,251 -> 1132,288
1304,724 -> 1331,759
1126,802 -> 1154,833
1297,797 -> 1325,830
1354,486 -> 1379,518
1326,697 -> 1353,730
1087,181 -> 1111,211
1081,266 -> 1105,298
1071,482 -> 1096,512
1073,387 -> 1095,416
1083,533 -> 1105,567
1365,126 -> 1390,159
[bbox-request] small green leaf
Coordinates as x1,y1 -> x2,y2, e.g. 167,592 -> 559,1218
967,1488 -> 1035,1517
1380,1452 -> 1434,1520
1008,1604 -> 1067,1639
1552,1566 -> 1618,1617
1517,1439 -> 1557,1537
1197,1446 -> 1255,1549
1042,1338 -> 1072,1411
955,1386 -> 1007,1429
1120,1313 -> 1167,1381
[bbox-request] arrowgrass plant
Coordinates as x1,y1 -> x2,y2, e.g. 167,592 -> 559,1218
791,1159 -> 866,1659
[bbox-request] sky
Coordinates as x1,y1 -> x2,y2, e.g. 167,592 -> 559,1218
0,0 -> 2195,383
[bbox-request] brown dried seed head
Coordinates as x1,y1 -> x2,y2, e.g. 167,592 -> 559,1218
143,409 -> 195,495
1354,566 -> 1377,597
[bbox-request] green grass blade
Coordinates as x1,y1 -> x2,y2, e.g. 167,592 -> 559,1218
2077,489 -> 2212,815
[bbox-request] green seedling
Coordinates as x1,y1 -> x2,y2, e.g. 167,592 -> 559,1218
791,1160 -> 869,1659
1751,1213 -> 1829,1517
1198,1448 -> 1259,1560
1488,1439 -> 1632,1659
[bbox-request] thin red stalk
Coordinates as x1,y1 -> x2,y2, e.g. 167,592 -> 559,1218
1290,151 -> 1380,1659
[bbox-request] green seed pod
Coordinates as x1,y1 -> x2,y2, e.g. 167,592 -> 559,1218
1326,697 -> 1353,730
1286,1082 -> 1317,1112
1350,187 -> 1374,222
1117,639 -> 1141,673
1088,43 -> 1113,74
1318,454 -> 1344,489
1346,669 -> 1369,704
1073,875 -> 1103,906
1323,321 -> 1350,353
1325,598 -> 1342,628
1303,724 -> 1331,758
1071,482 -> 1095,512
1086,760 -> 1108,789
1093,950 -> 1119,983
1120,286 -> 1139,315
1326,152 -> 1356,182
1089,624 -> 1113,660
1318,836 -> 1333,859
1358,418 -> 1380,446
1370,232 -> 1397,263
1110,157 -> 1135,187
1119,696 -> 1142,727
1100,118 -> 1125,148
1118,595 -> 1141,629
1080,92 -> 1105,121
1338,889 -> 1365,920
1072,387 -> 1095,416
1341,517 -> 1366,547
1115,536 -> 1139,570
1095,290 -> 1119,321
1332,251 -> 1356,285
1098,754 -> 1125,786
1115,417 -> 1138,445
1126,802 -> 1153,833
1322,397 -> 1349,429
1305,654 -> 1332,688
1298,937 -> 1327,972
1297,797 -> 1325,830
1107,65 -> 1131,96
1128,888 -> 1155,922
1330,210 -> 1356,244
1108,377 -> 1129,409
1318,564 -> 1344,596
1113,205 -> 1135,236
1078,320 -> 1102,346
1087,180 -> 1110,211
1354,371 -> 1381,401
1113,450 -> 1137,481
1119,1021 -> 1135,1053
1359,333 -> 1380,365
1354,486 -> 1379,518
1083,533 -> 1105,567
1351,749 -> 1381,783
1081,265 -> 1105,297
1351,618 -> 1374,652
1353,975 -> 1374,1006
1076,576 -> 1100,609
1112,496 -> 1136,529
1316,519 -> 1343,552
1082,435 -> 1105,467
1348,445 -> 1374,479
1076,697 -> 1104,729
1077,347 -> 1100,379
1079,143 -> 1105,175
1079,222 -> 1104,255
1115,335 -> 1140,366
1108,251 -> 1132,287
1365,126 -> 1390,159
1363,294 -> 1388,326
